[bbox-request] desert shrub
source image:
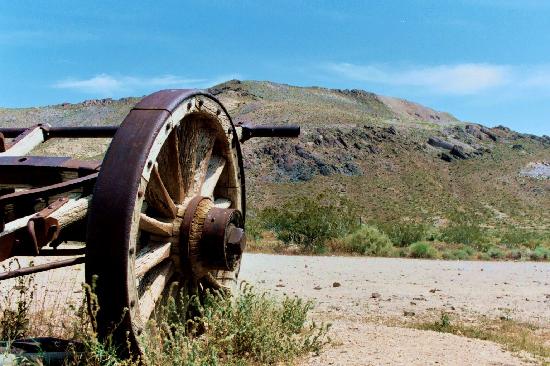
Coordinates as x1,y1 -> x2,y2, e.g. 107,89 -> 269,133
441,246 -> 475,260
505,249 -> 522,260
2,280 -> 327,365
0,261 -> 35,341
376,222 -> 429,247
378,222 -> 429,247
245,211 -> 263,242
439,221 -> 486,248
408,241 -> 438,259
529,246 -> 550,261
499,228 -> 550,249
139,284 -> 329,365
333,225 -> 393,256
260,194 -> 359,252
487,246 -> 504,259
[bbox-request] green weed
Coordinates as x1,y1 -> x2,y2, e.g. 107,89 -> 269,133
413,315 -> 549,361
408,241 -> 438,259
331,225 -> 393,255
260,194 -> 359,252
377,222 -> 429,247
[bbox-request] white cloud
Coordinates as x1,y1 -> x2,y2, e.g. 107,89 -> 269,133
53,73 -> 242,95
326,63 -> 511,94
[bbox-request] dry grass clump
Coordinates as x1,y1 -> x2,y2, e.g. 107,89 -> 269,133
412,313 -> 550,362
0,277 -> 328,366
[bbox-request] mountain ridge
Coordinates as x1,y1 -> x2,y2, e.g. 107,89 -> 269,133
0,80 -> 548,231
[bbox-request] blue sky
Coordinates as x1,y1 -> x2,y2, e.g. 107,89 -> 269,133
1,0 -> 549,135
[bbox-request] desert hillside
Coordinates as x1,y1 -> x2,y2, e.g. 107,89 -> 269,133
1,80 -> 548,231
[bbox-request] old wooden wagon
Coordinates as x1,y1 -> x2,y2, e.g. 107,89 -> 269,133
0,89 -> 299,357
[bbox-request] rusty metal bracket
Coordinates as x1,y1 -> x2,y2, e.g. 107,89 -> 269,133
0,132 -> 7,152
26,197 -> 68,253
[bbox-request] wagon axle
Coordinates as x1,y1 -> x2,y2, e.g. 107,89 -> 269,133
0,89 -> 299,356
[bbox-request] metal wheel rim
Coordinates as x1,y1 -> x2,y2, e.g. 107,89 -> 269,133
85,89 -> 245,356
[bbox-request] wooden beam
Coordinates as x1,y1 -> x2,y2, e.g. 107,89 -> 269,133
0,127 -> 45,156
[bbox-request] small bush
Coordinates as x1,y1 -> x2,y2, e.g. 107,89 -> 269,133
0,261 -> 35,340
245,211 -> 264,242
499,228 -> 550,249
140,284 -> 330,365
439,222 -> 486,247
409,241 -> 438,259
333,225 -> 393,256
530,246 -> 550,261
441,247 -> 475,260
260,194 -> 359,252
487,246 -> 504,259
378,222 -> 429,247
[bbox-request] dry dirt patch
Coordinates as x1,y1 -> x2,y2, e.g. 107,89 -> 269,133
239,254 -> 549,365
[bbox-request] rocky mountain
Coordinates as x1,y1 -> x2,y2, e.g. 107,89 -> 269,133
1,80 -> 548,230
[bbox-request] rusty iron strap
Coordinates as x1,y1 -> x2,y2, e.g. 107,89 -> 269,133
0,172 -> 98,207
0,256 -> 85,281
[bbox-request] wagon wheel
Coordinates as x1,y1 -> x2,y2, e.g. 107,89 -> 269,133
85,90 -> 246,357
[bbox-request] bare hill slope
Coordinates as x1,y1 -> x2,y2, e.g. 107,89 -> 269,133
1,80 -> 548,230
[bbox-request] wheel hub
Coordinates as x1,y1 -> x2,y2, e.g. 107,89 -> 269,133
180,196 -> 245,277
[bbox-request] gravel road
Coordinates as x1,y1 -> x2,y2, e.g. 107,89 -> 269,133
239,254 -> 549,365
1,254 -> 548,365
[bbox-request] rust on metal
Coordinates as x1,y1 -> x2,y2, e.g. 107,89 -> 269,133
0,233 -> 16,262
201,207 -> 244,271
0,256 -> 85,281
0,173 -> 97,208
27,197 -> 69,253
0,156 -> 100,187
0,132 -> 7,152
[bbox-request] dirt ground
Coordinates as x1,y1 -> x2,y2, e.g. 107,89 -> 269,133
1,254 -> 548,365
239,254 -> 550,366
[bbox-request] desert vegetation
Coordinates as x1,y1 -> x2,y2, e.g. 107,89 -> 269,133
247,194 -> 550,261
411,313 -> 549,362
0,274 -> 328,365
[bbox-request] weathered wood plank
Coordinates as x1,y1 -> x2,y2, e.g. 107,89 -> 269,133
135,242 -> 171,278
200,156 -> 226,199
139,214 -> 172,237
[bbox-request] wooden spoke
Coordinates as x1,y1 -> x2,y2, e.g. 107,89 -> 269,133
135,242 -> 172,278
138,260 -> 174,324
145,165 -> 177,218
139,214 -> 172,237
200,273 -> 223,292
157,130 -> 184,203
200,156 -> 226,198
179,119 -> 215,198
213,198 -> 231,209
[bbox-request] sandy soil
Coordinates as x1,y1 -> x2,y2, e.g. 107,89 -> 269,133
239,254 -> 549,365
1,254 -> 548,365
